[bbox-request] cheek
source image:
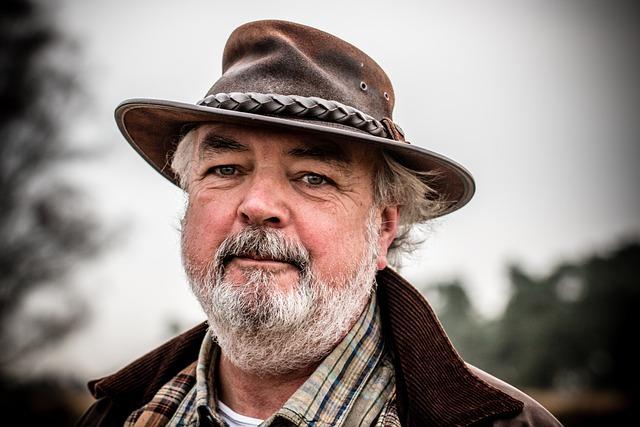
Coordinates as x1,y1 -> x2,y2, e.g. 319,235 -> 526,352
298,213 -> 368,281
182,198 -> 233,265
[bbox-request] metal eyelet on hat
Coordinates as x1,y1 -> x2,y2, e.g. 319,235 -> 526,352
384,91 -> 390,100
360,81 -> 367,91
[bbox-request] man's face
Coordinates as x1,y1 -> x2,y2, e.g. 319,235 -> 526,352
181,123 -> 395,293
180,123 -> 398,373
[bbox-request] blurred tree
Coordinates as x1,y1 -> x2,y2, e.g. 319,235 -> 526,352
0,1 -> 103,424
426,241 -> 639,396
427,280 -> 488,366
425,242 -> 639,423
0,0 -> 100,378
493,242 -> 640,394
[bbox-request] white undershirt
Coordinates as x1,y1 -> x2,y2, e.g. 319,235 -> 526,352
216,399 -> 264,427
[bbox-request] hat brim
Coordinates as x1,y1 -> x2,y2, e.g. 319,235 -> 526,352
115,99 -> 475,217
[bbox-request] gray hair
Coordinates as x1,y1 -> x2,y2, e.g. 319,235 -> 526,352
170,128 -> 446,263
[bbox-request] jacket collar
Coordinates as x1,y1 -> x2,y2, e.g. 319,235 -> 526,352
375,268 -> 523,425
89,268 -> 522,426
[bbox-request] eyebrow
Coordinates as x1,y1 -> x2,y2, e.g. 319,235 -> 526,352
286,142 -> 353,172
198,132 -> 248,158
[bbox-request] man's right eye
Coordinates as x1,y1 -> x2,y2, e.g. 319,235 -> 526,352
210,165 -> 237,176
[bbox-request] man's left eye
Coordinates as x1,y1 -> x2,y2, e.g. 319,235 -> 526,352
301,173 -> 327,186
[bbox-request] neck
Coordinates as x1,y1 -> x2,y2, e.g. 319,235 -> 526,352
216,352 -> 319,420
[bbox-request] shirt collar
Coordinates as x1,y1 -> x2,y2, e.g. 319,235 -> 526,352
274,293 -> 385,426
194,327 -> 221,426
195,326 -> 216,407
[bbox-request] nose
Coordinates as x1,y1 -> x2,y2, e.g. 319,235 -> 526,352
237,173 -> 290,227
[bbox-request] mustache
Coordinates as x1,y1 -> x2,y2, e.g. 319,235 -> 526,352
214,226 -> 310,271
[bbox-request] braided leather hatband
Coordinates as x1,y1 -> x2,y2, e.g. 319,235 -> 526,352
197,92 -> 394,139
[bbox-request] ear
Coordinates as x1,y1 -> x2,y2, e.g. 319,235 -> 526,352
376,205 -> 400,270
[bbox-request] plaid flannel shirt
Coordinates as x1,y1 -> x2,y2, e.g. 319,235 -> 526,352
125,293 -> 397,427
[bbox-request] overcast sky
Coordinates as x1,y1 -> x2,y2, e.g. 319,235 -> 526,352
33,0 -> 639,379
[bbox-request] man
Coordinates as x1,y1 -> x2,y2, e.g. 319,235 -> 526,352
78,20 -> 561,426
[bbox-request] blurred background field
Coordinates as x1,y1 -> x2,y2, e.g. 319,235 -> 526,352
1,0 -> 638,425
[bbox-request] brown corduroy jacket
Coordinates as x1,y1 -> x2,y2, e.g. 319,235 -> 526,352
77,268 -> 562,426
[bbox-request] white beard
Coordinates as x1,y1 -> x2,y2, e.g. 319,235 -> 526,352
182,209 -> 380,375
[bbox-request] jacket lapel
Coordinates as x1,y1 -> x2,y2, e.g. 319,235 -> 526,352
89,322 -> 207,410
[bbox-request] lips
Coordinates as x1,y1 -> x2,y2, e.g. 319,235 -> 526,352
224,253 -> 301,270
241,254 -> 277,261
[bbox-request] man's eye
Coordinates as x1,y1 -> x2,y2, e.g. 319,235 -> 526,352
301,173 -> 327,186
212,165 -> 237,176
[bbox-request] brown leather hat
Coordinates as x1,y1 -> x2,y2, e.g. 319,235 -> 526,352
115,20 -> 475,216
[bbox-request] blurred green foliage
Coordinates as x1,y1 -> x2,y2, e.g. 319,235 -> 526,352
427,241 -> 639,395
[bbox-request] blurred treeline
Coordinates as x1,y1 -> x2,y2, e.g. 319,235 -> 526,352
425,241 -> 639,425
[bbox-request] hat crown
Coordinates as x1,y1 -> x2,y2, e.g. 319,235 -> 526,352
206,20 -> 395,120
